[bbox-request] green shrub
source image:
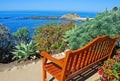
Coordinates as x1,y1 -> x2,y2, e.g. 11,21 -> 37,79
64,8 -> 120,50
12,27 -> 30,44
12,41 -> 38,61
33,22 -> 75,54
0,24 -> 14,63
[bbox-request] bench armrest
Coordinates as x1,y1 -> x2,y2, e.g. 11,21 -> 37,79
41,51 -> 64,67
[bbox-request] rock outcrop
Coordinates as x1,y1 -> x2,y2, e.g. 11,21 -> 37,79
60,13 -> 80,19
60,13 -> 93,22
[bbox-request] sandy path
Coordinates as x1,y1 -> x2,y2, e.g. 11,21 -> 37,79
0,55 -> 100,81
0,60 -> 42,81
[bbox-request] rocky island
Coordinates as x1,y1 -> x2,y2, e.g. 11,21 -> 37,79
60,13 -> 93,22
30,16 -> 60,20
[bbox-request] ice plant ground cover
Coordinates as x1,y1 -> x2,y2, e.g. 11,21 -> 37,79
98,53 -> 120,81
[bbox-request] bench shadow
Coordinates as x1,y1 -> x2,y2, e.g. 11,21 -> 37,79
67,64 -> 100,81
49,64 -> 100,81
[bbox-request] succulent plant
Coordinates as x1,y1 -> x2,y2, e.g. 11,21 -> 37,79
12,41 -> 37,61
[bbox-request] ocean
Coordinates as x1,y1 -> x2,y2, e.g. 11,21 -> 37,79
0,11 -> 97,33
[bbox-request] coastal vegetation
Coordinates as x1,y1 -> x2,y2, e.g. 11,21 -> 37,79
0,22 -> 75,63
0,25 -> 14,63
64,8 -> 120,50
12,27 -> 30,44
12,41 -> 38,62
33,22 -> 75,54
0,7 -> 120,64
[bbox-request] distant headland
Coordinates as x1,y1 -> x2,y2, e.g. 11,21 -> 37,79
0,13 -> 93,22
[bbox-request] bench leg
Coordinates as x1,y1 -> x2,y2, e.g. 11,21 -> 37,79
43,69 -> 47,81
60,79 -> 65,81
60,78 -> 66,81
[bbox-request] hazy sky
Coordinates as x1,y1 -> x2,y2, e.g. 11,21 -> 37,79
0,0 -> 120,12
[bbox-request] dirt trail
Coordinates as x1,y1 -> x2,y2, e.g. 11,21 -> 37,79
0,55 -> 99,81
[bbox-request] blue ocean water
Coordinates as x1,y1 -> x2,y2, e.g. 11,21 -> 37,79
0,11 -> 97,33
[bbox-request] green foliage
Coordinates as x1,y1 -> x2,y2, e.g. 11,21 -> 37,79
0,24 -> 13,63
12,27 -> 30,44
64,8 -> 120,50
98,54 -> 120,81
112,6 -> 119,12
33,22 -> 75,54
12,41 -> 37,61
63,24 -> 77,42
86,16 -> 90,21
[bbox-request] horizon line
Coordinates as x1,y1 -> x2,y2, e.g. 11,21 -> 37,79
0,10 -> 102,13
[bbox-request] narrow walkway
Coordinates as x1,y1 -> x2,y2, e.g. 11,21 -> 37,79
0,55 -> 100,81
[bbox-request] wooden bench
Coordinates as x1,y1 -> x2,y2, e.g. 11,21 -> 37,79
41,35 -> 119,81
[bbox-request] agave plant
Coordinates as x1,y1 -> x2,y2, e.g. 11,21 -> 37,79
12,41 -> 37,61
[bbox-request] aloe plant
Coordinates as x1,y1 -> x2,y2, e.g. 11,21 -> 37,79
12,41 -> 37,61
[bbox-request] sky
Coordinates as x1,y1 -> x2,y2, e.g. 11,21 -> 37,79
0,0 -> 120,12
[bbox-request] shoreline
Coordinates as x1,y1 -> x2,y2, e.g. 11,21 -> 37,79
0,16 -> 93,22
0,16 -> 60,20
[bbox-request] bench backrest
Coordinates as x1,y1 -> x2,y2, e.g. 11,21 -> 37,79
62,35 -> 119,80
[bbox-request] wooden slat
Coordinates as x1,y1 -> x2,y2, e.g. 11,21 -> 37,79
74,54 -> 79,71
97,42 -> 103,60
88,46 -> 94,64
94,42 -> 100,61
76,53 -> 83,70
91,45 -> 96,62
85,48 -> 91,66
95,42 -> 101,60
99,41 -> 104,58
81,50 -> 87,68
104,41 -> 109,56
67,56 -> 72,73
